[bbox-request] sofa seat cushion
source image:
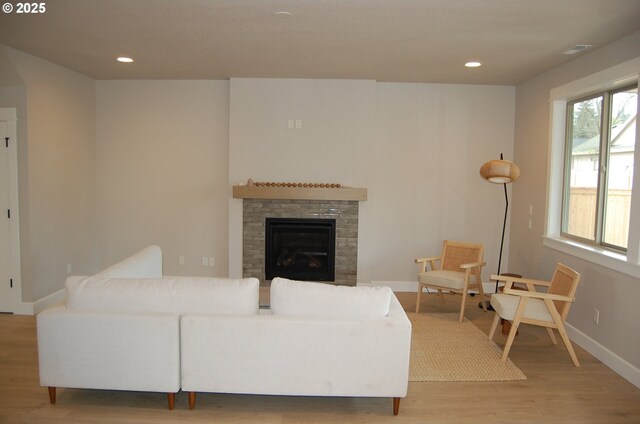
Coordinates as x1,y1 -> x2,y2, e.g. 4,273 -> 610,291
270,277 -> 392,318
65,276 -> 259,315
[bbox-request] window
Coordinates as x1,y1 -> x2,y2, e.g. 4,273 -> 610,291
546,58 -> 640,277
562,85 -> 637,251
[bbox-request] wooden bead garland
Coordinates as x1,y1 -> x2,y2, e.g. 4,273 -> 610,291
250,180 -> 341,189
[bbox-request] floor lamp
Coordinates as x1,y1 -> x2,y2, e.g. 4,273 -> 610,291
478,154 -> 520,310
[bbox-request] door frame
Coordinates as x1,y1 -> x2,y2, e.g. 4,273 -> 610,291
0,108 -> 22,313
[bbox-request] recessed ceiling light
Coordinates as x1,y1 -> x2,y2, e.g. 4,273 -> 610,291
274,11 -> 292,17
117,57 -> 134,63
563,44 -> 593,55
465,61 -> 482,68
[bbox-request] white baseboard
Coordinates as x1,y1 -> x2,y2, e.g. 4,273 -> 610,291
13,289 -> 66,316
565,322 -> 640,389
362,280 -> 417,291
365,280 -> 497,294
12,302 -> 34,315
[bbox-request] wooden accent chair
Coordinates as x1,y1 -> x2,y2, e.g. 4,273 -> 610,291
415,240 -> 487,322
488,263 -> 582,366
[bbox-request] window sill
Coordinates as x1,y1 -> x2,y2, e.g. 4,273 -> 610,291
542,236 -> 640,278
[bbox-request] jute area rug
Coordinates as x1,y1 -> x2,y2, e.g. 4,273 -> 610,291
408,312 -> 526,382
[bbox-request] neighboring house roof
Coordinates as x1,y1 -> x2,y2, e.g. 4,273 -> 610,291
572,115 -> 637,155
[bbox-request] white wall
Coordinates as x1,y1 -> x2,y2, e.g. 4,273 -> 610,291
511,31 -> 640,374
228,78 -> 376,280
372,83 -> 516,282
96,80 -> 230,276
0,45 -> 97,302
229,78 -> 515,283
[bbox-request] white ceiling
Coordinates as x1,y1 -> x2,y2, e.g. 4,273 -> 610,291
1,0 -> 639,85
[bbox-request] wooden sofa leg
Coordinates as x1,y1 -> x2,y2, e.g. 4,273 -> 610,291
48,387 -> 56,404
393,397 -> 400,415
167,393 -> 175,410
188,392 -> 196,410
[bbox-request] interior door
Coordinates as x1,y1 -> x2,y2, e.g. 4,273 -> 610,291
0,121 -> 13,312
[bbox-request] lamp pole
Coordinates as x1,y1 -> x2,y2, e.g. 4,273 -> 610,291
495,180 -> 508,293
478,183 -> 509,310
478,153 -> 518,310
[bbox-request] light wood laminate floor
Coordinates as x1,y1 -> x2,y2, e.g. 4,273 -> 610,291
1,291 -> 639,423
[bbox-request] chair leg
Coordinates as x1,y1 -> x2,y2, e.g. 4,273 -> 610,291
437,289 -> 444,305
476,271 -> 487,312
488,313 -> 500,340
555,322 -> 580,367
501,320 -> 520,362
167,393 -> 175,410
188,392 -> 196,410
393,397 -> 400,415
415,285 -> 423,313
545,300 -> 580,367
458,289 -> 467,322
546,327 -> 558,345
48,387 -> 56,404
501,299 -> 528,362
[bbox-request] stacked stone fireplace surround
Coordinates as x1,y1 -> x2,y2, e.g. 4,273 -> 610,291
242,199 -> 358,286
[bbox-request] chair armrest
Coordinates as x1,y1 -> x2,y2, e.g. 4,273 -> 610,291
460,261 -> 486,270
502,288 -> 575,303
415,256 -> 441,272
490,274 -> 552,287
415,256 -> 441,264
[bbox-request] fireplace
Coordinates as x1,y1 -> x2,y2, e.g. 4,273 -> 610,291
242,199 -> 359,286
265,218 -> 336,281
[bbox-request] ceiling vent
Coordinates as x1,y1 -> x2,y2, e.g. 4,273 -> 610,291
563,44 -> 593,55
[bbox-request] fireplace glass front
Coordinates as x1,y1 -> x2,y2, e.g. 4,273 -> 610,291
265,218 -> 336,282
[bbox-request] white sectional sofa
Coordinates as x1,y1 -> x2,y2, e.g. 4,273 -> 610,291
37,247 -> 412,415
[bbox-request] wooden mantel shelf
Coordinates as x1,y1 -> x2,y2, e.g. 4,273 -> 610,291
233,185 -> 367,201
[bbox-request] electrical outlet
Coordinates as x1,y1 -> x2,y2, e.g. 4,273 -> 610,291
178,256 -> 185,265
202,257 -> 208,266
593,309 -> 600,325
208,257 -> 215,267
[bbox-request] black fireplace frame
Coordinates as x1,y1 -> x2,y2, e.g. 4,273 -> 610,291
265,217 -> 336,282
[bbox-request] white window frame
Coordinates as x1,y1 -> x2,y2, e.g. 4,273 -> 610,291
545,57 -> 640,278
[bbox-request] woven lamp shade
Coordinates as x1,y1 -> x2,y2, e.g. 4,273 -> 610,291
479,160 -> 520,184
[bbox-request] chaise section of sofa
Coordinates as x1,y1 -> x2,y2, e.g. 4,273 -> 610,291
36,246 -> 260,410
181,277 -> 412,415
38,303 -> 182,408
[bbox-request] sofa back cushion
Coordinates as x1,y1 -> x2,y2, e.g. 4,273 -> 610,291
95,245 -> 163,278
65,276 -> 259,315
270,277 -> 392,318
